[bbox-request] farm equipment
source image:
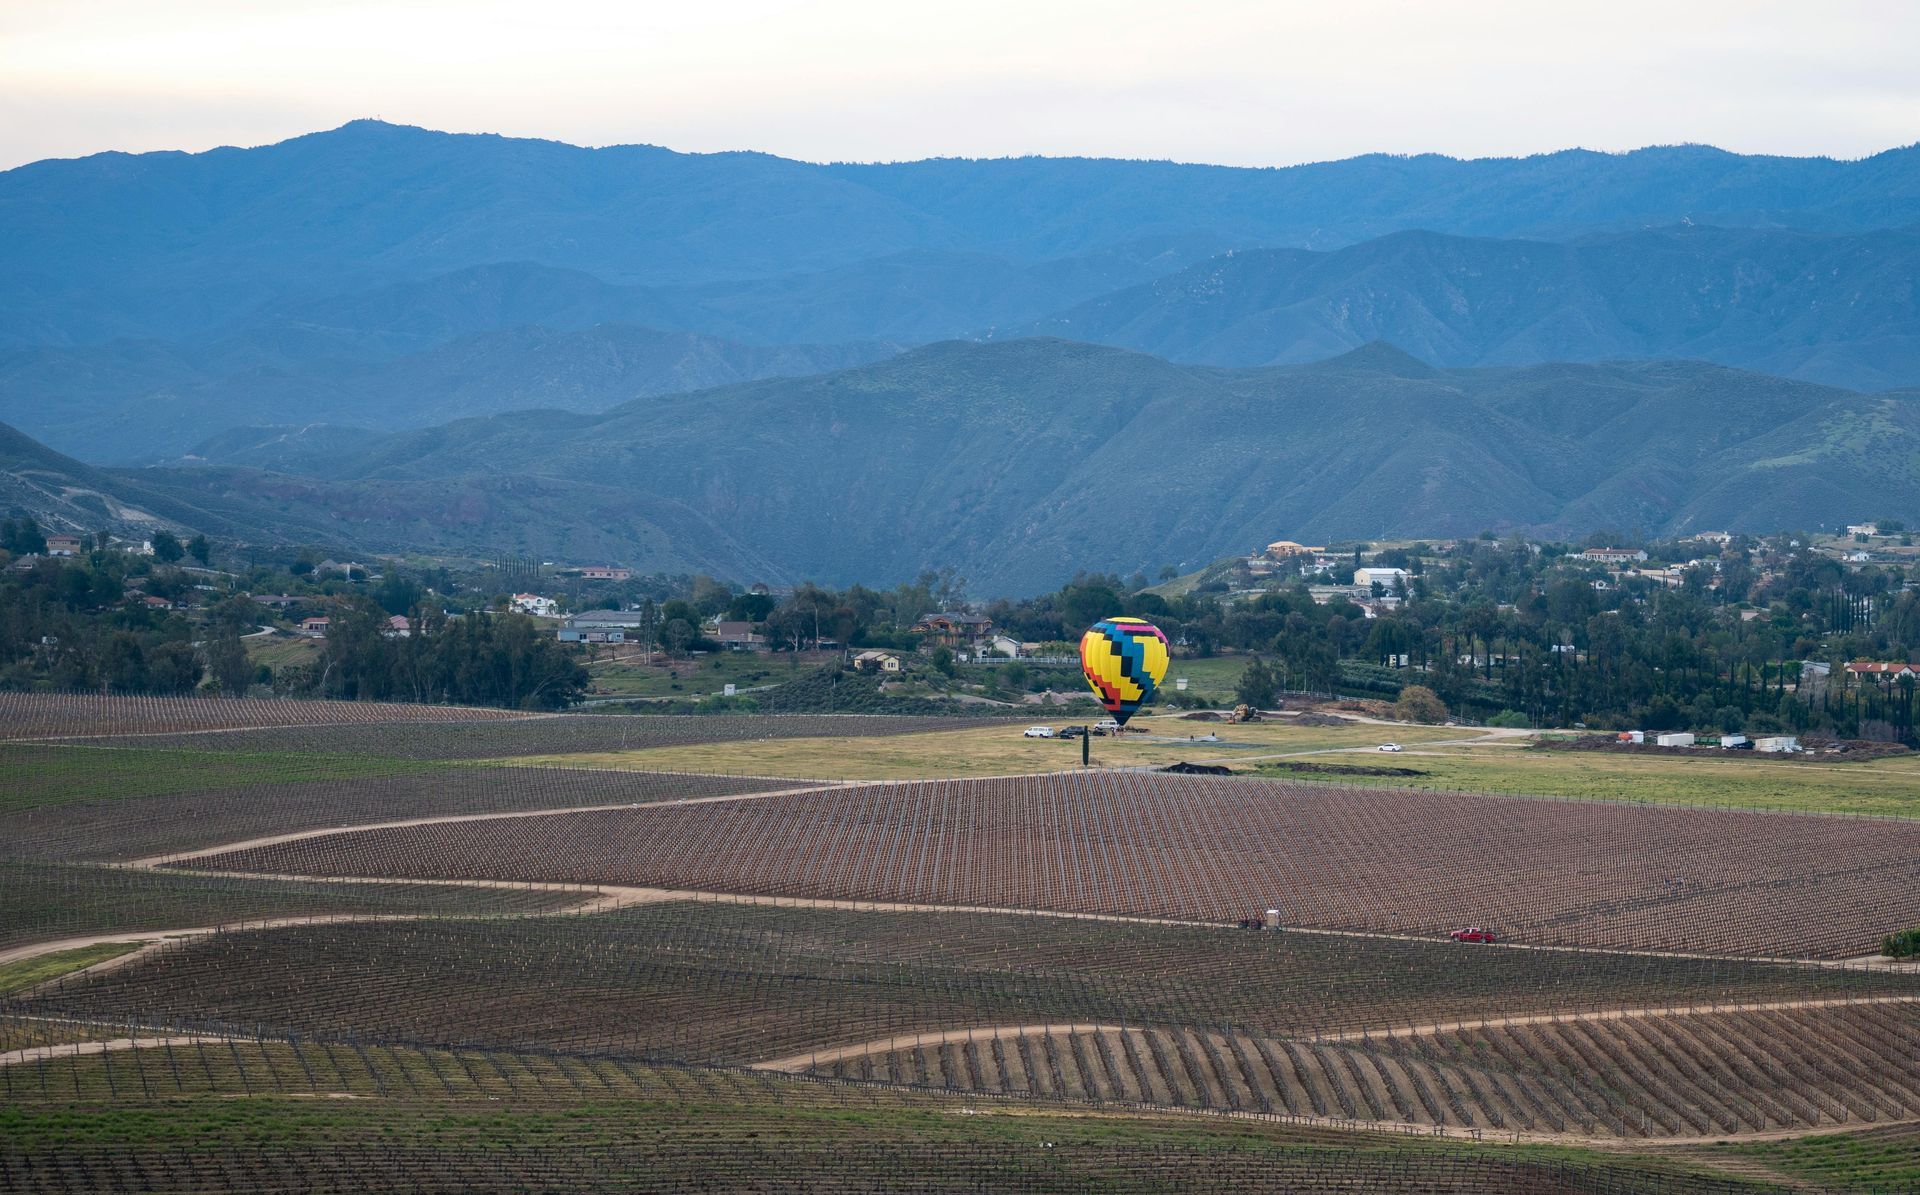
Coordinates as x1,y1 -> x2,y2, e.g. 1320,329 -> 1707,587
1228,704 -> 1263,723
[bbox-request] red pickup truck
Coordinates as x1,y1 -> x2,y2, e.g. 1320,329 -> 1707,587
1450,927 -> 1498,943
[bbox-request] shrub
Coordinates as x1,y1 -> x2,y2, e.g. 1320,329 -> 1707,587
1487,709 -> 1531,729
1393,685 -> 1449,724
1883,927 -> 1920,958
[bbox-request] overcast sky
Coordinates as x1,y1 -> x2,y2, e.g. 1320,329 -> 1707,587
2,0 -> 1914,171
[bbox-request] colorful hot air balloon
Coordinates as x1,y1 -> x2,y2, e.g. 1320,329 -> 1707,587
1079,617 -> 1170,727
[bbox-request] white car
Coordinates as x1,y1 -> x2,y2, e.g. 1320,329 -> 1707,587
1093,719 -> 1121,733
1023,726 -> 1055,738
1377,743 -> 1403,752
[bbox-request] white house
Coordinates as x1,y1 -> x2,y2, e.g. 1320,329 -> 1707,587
510,593 -> 559,617
853,649 -> 903,673
1579,548 -> 1648,564
1353,567 -> 1409,590
1847,523 -> 1879,537
982,634 -> 1025,659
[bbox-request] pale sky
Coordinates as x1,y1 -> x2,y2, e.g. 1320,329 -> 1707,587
2,0 -> 1915,171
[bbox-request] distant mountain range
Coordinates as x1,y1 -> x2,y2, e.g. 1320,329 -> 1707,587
11,340 -> 1915,592
1013,225 -> 1920,391
5,126 -> 1920,462
5,124 -> 1917,588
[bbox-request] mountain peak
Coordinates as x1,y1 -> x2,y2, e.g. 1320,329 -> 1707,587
1310,341 -> 1440,379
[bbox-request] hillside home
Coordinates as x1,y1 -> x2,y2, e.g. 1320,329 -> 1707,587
1353,567 -> 1409,590
384,615 -> 411,638
1847,523 -> 1879,537
982,633 -> 1026,658
852,650 -> 903,672
510,593 -> 559,617
1845,661 -> 1919,679
1264,540 -> 1323,561
912,613 -> 992,647
44,535 -> 82,557
580,566 -> 633,581
299,616 -> 330,637
1579,548 -> 1648,564
710,620 -> 765,651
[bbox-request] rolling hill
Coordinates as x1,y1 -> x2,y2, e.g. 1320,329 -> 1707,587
133,339 -> 1920,593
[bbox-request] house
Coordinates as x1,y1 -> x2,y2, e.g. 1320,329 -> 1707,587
1684,531 -> 1733,545
510,593 -> 559,617
710,620 -> 765,651
852,649 -> 903,673
580,566 -> 633,581
911,613 -> 992,646
299,616 -> 330,637
135,594 -> 173,611
1844,550 -> 1872,563
981,633 -> 1025,659
1352,567 -> 1409,590
44,535 -> 82,557
1847,523 -> 1879,538
1845,662 -> 1920,679
384,615 -> 412,638
1579,548 -> 1648,564
557,608 -> 647,643
1264,540 -> 1323,561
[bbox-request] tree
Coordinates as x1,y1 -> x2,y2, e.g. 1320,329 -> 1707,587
187,534 -> 211,565
205,633 -> 254,695
1394,684 -> 1449,724
662,618 -> 696,658
147,642 -> 203,694
150,531 -> 184,563
1235,657 -> 1279,709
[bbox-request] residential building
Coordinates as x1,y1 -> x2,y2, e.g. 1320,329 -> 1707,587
510,593 -> 559,617
710,621 -> 765,651
1352,567 -> 1409,590
1264,540 -> 1323,561
982,633 -> 1026,659
1579,548 -> 1648,564
1845,661 -> 1920,679
1847,523 -> 1879,537
44,535 -> 82,557
912,613 -> 993,647
299,616 -> 330,637
852,649 -> 903,673
384,615 -> 412,638
580,566 -> 633,581
251,594 -> 302,608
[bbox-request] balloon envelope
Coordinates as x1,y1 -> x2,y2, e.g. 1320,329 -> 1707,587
1079,617 -> 1170,726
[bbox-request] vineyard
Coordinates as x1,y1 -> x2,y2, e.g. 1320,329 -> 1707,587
181,772 -> 1920,958
0,1041 -> 1768,1193
819,1001 -> 1920,1138
59,711 -> 1020,759
0,692 -> 534,739
19,903 -> 1913,1052
4,692 -> 1918,1190
0,761 -> 805,862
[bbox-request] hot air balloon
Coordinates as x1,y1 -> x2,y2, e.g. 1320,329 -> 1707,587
1079,617 -> 1170,727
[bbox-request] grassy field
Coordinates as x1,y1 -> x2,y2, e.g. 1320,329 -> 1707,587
243,634 -> 323,673
498,716 -> 1461,780
1717,1124 -> 1920,1190
0,743 -> 442,812
1255,742 -> 1920,816
581,650 -> 828,699
0,941 -> 143,996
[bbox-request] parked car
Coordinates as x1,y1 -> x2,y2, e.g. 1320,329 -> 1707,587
1450,927 -> 1498,943
1023,726 -> 1055,738
1377,742 -> 1403,752
1094,719 -> 1121,733
1057,726 -> 1088,739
